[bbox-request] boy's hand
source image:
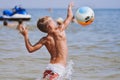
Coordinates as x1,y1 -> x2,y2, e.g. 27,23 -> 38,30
68,2 -> 74,9
19,24 -> 28,37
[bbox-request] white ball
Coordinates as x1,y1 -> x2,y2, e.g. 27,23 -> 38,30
75,7 -> 95,26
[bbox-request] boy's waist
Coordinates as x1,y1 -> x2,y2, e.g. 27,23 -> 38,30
46,63 -> 65,76
50,56 -> 67,67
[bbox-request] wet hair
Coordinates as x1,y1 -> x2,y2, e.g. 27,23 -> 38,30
37,16 -> 50,33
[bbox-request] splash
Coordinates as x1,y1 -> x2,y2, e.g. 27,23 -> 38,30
62,60 -> 74,80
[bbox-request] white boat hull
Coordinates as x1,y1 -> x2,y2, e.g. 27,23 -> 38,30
0,14 -> 31,21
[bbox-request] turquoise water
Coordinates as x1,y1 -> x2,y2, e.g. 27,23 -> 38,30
0,9 -> 120,80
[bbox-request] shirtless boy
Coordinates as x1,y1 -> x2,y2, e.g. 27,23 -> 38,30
18,2 -> 73,80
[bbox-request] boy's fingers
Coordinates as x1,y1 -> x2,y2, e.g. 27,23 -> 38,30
70,2 -> 74,7
68,2 -> 74,8
19,26 -> 24,33
21,26 -> 25,31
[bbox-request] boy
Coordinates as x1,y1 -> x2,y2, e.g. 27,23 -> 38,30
18,2 -> 73,80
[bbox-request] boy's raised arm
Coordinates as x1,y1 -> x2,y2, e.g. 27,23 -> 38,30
59,2 -> 73,31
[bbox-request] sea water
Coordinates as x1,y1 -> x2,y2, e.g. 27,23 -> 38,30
0,9 -> 120,80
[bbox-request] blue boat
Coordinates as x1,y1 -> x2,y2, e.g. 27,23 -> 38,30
0,6 -> 31,21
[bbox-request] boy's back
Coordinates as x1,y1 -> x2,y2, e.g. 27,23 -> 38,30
44,28 -> 68,67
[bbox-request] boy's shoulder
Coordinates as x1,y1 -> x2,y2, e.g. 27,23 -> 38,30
43,35 -> 52,40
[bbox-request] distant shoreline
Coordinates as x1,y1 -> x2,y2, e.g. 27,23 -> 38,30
0,8 -> 120,10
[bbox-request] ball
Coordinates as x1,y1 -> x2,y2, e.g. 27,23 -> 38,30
75,7 -> 95,26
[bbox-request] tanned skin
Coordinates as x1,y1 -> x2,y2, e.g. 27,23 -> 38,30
18,2 -> 73,67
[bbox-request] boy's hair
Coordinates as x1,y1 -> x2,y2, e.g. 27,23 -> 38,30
37,16 -> 50,33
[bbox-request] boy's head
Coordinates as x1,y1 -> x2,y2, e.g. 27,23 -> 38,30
37,16 -> 55,33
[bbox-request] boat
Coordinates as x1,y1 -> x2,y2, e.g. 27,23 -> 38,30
0,6 -> 31,21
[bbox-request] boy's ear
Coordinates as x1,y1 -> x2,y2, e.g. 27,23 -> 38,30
46,24 -> 50,30
47,23 -> 51,27
46,24 -> 49,28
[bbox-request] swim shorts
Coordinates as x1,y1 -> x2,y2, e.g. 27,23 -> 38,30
43,64 -> 65,80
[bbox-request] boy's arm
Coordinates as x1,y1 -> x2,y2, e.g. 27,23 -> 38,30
24,36 -> 46,53
59,2 -> 73,31
18,24 -> 46,53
